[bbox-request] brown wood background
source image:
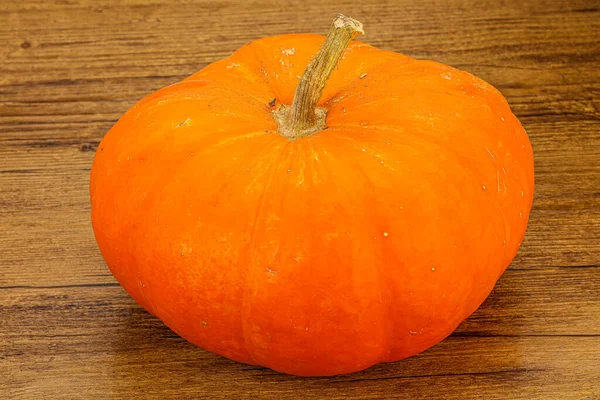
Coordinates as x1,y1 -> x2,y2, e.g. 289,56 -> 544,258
1,0 -> 599,398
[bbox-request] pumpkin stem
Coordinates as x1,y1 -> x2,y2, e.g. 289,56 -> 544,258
274,14 -> 364,140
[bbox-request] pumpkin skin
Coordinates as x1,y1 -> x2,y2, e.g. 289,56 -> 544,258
90,33 -> 534,376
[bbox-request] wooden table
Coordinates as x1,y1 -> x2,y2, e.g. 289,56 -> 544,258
2,0 -> 599,398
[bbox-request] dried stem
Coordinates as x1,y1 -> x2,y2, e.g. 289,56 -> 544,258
274,14 -> 364,139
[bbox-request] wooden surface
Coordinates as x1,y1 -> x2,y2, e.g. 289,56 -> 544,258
1,0 -> 599,398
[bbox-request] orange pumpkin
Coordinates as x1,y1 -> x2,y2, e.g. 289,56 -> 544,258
91,15 -> 534,376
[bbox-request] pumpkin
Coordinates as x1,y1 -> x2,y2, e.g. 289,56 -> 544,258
90,15 -> 534,376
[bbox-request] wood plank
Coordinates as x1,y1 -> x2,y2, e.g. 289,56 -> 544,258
2,281 -> 599,399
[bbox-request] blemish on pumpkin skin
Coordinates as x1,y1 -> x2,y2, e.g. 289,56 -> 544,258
496,171 -> 506,192
259,62 -> 269,77
226,63 -> 240,69
281,48 -> 295,56
431,267 -> 436,272
202,321 -> 208,327
177,117 -> 191,128
482,185 -> 487,190
266,267 -> 277,275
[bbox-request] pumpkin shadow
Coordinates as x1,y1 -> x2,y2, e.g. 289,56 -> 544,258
103,294 -> 277,397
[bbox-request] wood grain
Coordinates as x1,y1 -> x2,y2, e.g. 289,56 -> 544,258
1,0 -> 599,398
